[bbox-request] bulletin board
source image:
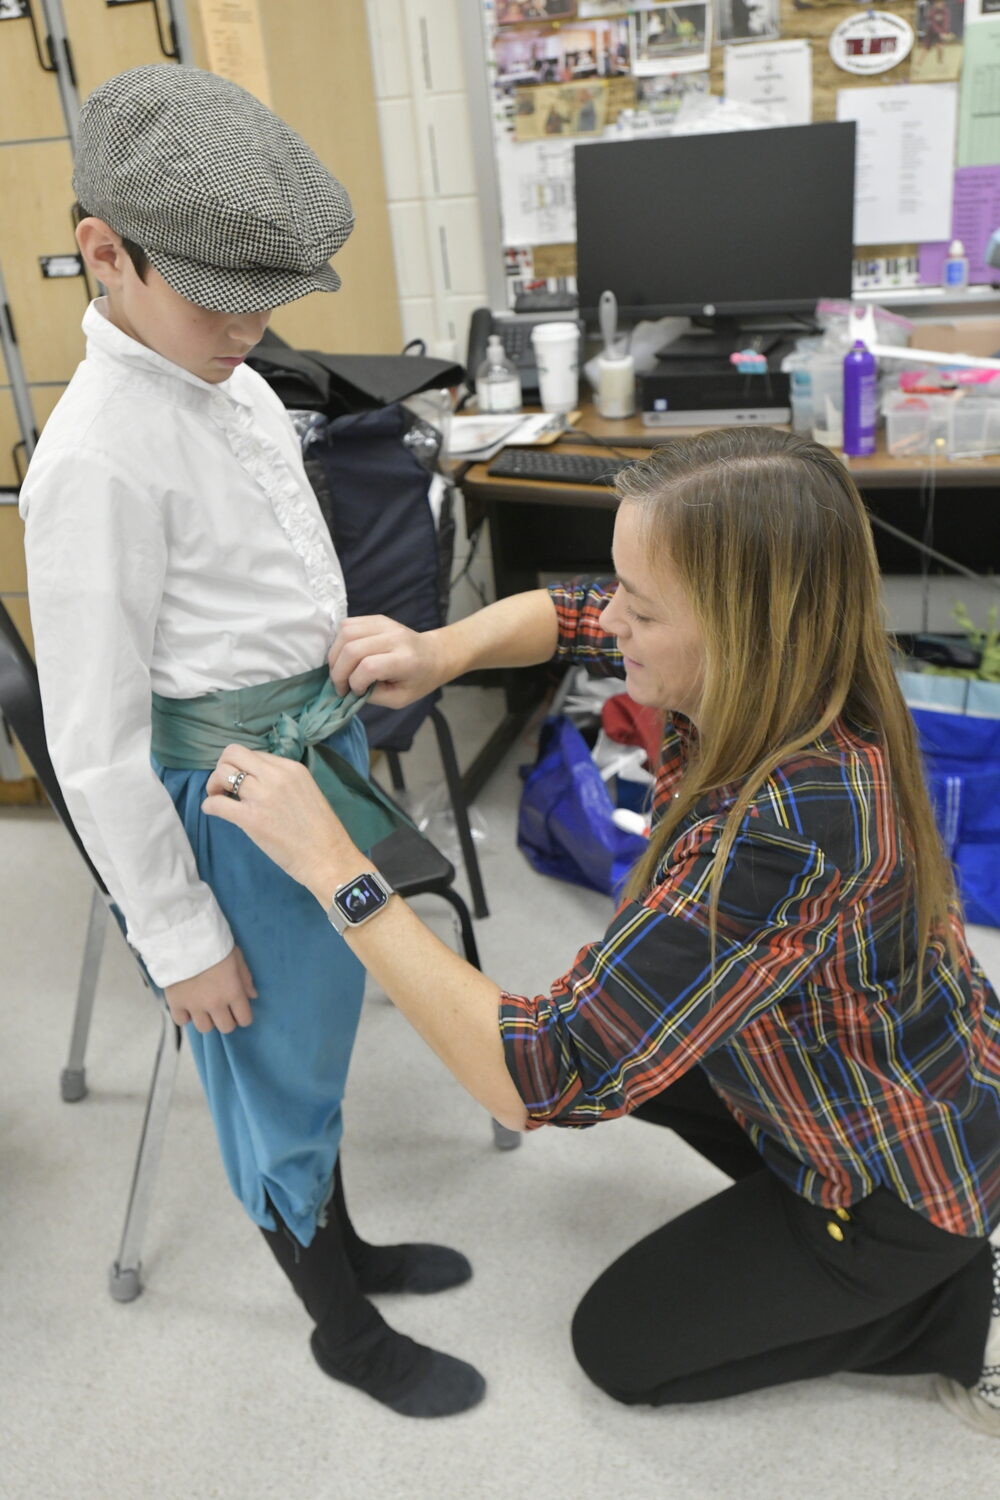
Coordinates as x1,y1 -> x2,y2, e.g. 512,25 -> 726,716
481,0 -> 1000,299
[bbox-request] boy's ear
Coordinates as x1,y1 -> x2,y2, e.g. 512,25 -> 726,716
75,217 -> 130,288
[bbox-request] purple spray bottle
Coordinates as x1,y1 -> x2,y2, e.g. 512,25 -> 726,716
842,339 -> 877,457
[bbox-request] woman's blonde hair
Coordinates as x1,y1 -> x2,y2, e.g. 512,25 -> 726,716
619,427 -> 956,971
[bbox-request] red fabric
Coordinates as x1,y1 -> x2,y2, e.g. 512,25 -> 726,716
601,693 -> 663,771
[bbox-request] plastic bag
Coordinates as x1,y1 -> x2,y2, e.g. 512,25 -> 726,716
517,716 -> 648,898
900,670 -> 1000,928
412,781 -> 488,865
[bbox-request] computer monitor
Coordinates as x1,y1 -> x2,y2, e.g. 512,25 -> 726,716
573,122 -> 856,335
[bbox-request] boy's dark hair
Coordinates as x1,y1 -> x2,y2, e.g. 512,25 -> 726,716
73,201 -> 149,281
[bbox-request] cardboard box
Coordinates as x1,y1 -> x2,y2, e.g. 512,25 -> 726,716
910,319 -> 1000,359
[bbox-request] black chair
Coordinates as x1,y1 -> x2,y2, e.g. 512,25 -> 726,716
301,403 -> 490,919
0,601 -> 518,1303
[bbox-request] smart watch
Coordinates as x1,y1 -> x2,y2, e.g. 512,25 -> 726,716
326,870 -> 395,935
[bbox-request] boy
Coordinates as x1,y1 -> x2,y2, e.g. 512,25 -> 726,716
19,64 -> 483,1420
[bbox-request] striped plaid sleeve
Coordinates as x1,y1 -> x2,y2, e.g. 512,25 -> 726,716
547,578 -> 625,678
499,816 -> 843,1128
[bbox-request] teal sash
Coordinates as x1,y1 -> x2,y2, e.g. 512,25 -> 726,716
151,665 -> 409,853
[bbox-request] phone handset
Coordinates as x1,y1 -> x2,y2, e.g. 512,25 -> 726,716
465,306 -> 495,387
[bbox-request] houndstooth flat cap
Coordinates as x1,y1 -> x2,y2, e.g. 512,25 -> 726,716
73,64 -> 354,314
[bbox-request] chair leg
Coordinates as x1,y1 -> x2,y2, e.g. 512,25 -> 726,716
491,1119 -> 522,1151
385,749 -> 407,794
60,888 -> 110,1103
434,886 -> 482,970
109,1004 -> 183,1303
429,705 -> 489,919
433,885 -> 521,1152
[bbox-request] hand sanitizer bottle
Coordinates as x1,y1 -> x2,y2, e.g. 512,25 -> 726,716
943,239 -> 969,291
475,335 -> 522,413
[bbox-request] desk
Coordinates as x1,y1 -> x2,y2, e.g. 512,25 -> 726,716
456,407 -> 1000,799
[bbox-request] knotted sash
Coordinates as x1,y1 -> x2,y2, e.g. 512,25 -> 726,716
151,664 -> 408,851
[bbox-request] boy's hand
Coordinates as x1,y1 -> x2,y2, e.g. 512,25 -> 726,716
164,946 -> 257,1034
329,615 -> 447,708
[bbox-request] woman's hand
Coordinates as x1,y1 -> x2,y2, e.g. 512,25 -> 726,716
203,746 -> 357,903
205,753 -> 528,1133
328,615 -> 448,708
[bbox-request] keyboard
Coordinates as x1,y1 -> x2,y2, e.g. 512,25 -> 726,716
486,449 -> 631,486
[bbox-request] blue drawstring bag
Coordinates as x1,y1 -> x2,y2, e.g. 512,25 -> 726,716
517,715 -> 648,897
900,671 -> 1000,928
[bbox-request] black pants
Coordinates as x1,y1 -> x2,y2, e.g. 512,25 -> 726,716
571,1067 -> 994,1406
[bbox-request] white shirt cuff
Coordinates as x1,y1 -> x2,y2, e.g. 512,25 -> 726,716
132,905 -> 235,990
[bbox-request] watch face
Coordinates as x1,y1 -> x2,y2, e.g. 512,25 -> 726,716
334,873 -> 389,927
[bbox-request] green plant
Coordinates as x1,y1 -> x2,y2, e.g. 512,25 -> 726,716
925,602 -> 1000,682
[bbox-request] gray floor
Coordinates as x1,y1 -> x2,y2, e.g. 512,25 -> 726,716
3,682 -> 1000,1500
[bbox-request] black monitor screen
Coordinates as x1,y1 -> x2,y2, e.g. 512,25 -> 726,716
574,122 -> 856,322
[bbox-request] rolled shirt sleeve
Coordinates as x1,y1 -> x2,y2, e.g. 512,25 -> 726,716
499,813 -> 843,1127
22,445 -> 234,987
547,578 -> 625,677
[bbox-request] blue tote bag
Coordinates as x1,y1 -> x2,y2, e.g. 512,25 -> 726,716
517,716 -> 648,898
900,671 -> 1000,927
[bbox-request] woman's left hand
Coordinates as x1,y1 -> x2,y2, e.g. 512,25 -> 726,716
203,746 -> 353,899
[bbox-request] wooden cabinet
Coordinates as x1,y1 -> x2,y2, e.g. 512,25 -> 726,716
0,2 -> 64,144
0,385 -> 27,489
251,0 -> 401,355
0,1 -> 401,789
60,0 -> 183,104
0,503 -> 36,791
0,502 -> 27,593
0,139 -> 88,386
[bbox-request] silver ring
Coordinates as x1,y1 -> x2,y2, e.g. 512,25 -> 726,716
227,770 -> 247,799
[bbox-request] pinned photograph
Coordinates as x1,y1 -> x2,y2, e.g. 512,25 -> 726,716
495,16 -> 629,93
715,0 -> 780,45
605,73 -> 639,124
910,0 -> 965,82
631,3 -> 712,75
0,0 -> 30,19
497,0 -> 578,23
635,70 -> 710,118
513,79 -> 609,140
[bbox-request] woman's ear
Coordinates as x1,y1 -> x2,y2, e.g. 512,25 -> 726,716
75,217 -> 129,289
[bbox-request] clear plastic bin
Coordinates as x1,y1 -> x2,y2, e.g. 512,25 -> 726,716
883,389 -> 1000,458
947,392 -> 1000,458
882,392 -> 952,457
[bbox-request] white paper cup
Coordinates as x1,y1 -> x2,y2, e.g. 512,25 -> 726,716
530,321 -> 580,415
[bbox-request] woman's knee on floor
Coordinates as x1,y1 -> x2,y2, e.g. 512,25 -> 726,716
570,1267 -> 686,1406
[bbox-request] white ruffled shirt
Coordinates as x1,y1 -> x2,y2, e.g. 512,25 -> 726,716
20,300 -> 348,986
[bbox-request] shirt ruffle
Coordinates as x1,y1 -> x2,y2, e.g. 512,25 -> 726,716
213,397 -> 346,629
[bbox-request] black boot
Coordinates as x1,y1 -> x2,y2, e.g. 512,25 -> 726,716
259,1196 -> 484,1419
330,1157 -> 473,1296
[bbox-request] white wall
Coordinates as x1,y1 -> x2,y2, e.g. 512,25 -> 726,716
365,0 -> 495,617
364,0 -> 490,362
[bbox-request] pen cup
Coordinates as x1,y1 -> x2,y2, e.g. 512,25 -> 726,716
596,349 -> 636,419
530,321 -> 580,415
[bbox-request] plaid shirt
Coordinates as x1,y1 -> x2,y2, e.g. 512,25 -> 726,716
499,580 -> 1000,1237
